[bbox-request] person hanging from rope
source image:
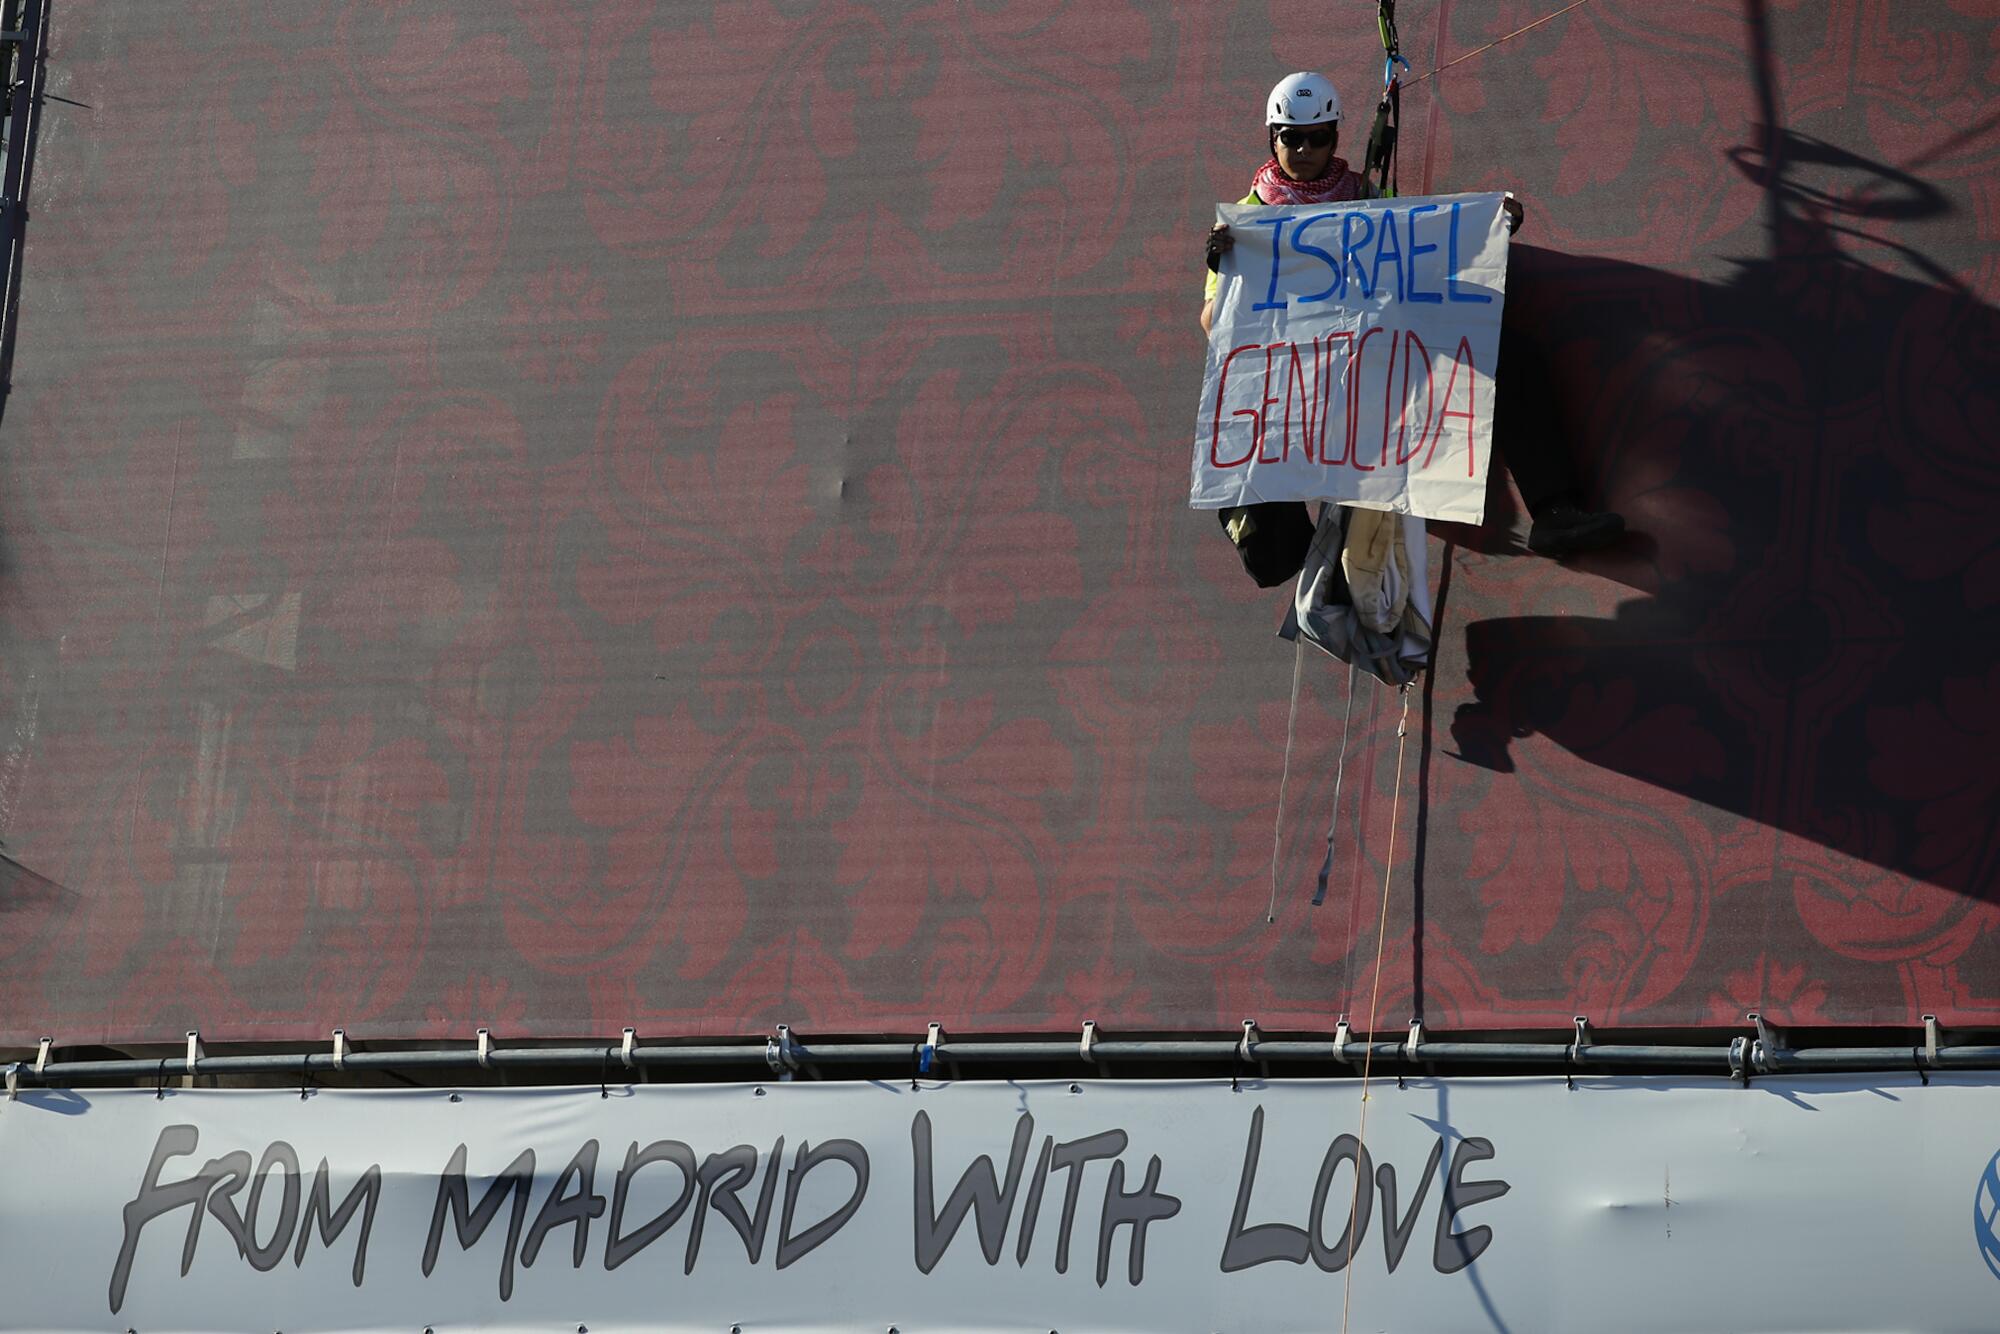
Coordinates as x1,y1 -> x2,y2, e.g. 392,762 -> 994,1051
1201,71 -> 1626,578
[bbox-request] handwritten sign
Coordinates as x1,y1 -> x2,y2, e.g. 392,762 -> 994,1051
9,1077 -> 1998,1331
1189,192 -> 1509,524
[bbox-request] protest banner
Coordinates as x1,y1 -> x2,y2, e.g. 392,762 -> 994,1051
1190,191 -> 1509,524
9,1075 -> 2000,1331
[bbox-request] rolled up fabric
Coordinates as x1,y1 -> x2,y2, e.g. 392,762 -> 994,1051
1339,505 -> 1410,634
1281,504 -> 1432,687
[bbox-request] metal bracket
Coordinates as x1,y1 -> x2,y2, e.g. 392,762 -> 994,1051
475,1027 -> 493,1070
2,1032 -> 42,1100
917,1022 -> 944,1077
183,1030 -> 203,1089
1079,1019 -> 1100,1066
1923,1014 -> 1940,1067
620,1027 -> 637,1070
329,1028 -> 347,1072
1565,1016 -> 1591,1090
1728,1035 -> 1751,1085
1405,1017 -> 1426,1064
781,1024 -> 818,1079
1332,1016 -> 1353,1068
766,1025 -> 801,1082
1238,1019 -> 1265,1069
1748,1011 -> 1785,1074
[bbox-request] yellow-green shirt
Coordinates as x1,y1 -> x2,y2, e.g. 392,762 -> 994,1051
1203,191 -> 1263,304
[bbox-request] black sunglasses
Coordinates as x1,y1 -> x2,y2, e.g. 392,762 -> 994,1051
1275,126 -> 1335,150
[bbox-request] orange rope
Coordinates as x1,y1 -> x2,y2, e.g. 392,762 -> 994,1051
1340,683 -> 1413,1334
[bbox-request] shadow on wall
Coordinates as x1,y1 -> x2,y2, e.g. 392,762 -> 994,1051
1444,119 -> 2000,911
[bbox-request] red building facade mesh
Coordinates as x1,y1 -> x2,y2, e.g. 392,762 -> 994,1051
0,1 -> 1994,1043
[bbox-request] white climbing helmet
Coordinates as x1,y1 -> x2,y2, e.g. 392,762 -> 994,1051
1266,71 -> 1341,126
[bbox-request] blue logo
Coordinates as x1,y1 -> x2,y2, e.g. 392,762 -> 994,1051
1975,1150 -> 2000,1280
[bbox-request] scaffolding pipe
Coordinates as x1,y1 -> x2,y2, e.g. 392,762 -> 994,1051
1935,1045 -> 2000,1066
1751,1044 -> 2000,1070
15,1034 -> 2000,1087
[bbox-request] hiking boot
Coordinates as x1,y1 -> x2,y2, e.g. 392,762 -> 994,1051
1527,502 -> 1625,556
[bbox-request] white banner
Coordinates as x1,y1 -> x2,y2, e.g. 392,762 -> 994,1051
1190,192 -> 1508,523
5,1074 -> 2000,1331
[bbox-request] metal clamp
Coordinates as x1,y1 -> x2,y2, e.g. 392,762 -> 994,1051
620,1027 -> 637,1070
330,1029 -> 347,1072
766,1025 -> 802,1081
1405,1018 -> 1426,1064
1728,1034 -> 1752,1085
183,1030 -> 203,1089
475,1027 -> 493,1070
2,1034 -> 42,1100
1332,1017 -> 1353,1068
1563,1016 -> 1592,1090
1748,1011 -> 1785,1074
1241,1018 -> 1272,1084
1079,1019 -> 1100,1066
1923,1014 -> 1940,1067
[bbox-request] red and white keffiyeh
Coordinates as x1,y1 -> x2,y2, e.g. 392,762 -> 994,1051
1250,156 -> 1367,207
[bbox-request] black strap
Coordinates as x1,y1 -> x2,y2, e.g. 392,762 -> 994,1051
1363,0 -> 1403,198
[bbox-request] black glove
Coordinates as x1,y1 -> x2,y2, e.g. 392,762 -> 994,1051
1205,224 -> 1232,273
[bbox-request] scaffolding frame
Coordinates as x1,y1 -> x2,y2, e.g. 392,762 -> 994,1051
5,1015 -> 1990,1093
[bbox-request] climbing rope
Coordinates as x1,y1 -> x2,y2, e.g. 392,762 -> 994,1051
1405,0 -> 1596,89
1266,637 -> 1309,922
1339,681 -> 1414,1334
1311,659 -> 1360,907
1339,671 -> 1381,1008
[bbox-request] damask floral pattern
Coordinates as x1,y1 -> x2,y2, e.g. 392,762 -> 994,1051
0,0 -> 1994,1043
